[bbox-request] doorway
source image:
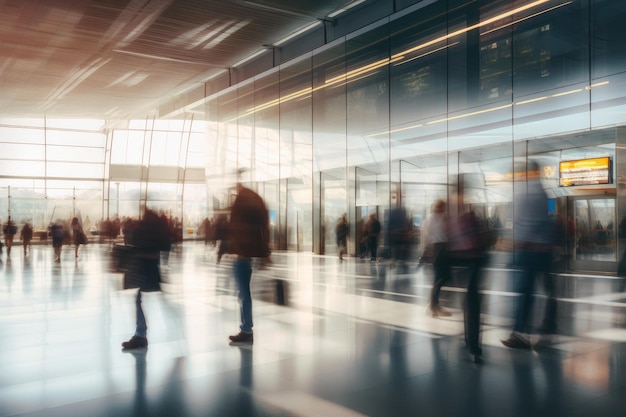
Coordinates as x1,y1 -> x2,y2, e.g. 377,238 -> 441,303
568,196 -> 616,272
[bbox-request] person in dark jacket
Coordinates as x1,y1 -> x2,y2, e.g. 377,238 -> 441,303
364,213 -> 381,262
20,222 -> 33,255
3,217 -> 17,256
227,183 -> 270,344
335,214 -> 349,261
121,208 -> 171,350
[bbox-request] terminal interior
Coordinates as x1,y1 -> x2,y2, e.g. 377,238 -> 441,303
1,0 -> 626,416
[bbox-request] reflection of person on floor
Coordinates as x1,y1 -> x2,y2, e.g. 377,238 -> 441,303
502,161 -> 558,349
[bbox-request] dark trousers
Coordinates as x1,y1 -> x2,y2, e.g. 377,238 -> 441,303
367,236 -> 378,260
430,243 -> 451,307
460,256 -> 486,355
513,250 -> 553,334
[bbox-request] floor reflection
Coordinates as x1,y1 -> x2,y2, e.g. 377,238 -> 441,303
0,242 -> 625,417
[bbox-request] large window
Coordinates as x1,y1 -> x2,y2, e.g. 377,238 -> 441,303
0,116 -> 207,239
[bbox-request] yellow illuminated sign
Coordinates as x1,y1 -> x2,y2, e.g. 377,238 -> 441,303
559,157 -> 611,187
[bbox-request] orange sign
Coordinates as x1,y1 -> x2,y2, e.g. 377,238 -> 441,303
559,157 -> 611,186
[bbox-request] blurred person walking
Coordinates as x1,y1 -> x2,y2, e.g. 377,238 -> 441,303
227,183 -> 270,345
335,214 -> 349,261
50,220 -> 65,263
449,208 -> 493,363
71,217 -> 87,258
501,161 -> 558,349
3,217 -> 17,257
121,208 -> 171,350
20,222 -> 33,255
422,199 -> 452,317
388,207 -> 413,271
364,213 -> 381,262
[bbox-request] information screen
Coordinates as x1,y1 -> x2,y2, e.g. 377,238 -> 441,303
559,157 -> 611,187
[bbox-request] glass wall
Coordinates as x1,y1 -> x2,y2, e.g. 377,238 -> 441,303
0,116 -> 207,240
205,0 -> 626,270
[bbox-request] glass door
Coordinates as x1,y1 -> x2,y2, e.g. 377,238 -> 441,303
569,196 -> 616,272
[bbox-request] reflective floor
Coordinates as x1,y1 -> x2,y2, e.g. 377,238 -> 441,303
1,242 -> 626,417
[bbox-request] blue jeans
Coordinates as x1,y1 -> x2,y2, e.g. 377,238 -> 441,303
135,290 -> 147,338
233,257 -> 253,333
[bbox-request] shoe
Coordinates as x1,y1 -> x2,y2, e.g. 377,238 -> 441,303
428,305 -> 451,317
229,331 -> 253,344
435,306 -> 452,317
501,334 -> 531,349
122,335 -> 148,349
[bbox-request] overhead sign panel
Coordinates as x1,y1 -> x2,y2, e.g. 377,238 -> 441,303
559,157 -> 611,187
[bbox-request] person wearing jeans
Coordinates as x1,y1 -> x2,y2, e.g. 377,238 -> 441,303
233,257 -> 253,334
501,161 -> 557,349
227,182 -> 270,345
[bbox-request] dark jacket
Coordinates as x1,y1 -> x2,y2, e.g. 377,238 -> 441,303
229,187 -> 270,258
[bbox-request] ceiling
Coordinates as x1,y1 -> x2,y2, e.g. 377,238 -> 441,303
0,0 -> 357,121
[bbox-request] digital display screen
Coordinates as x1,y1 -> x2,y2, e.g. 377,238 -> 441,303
559,157 -> 611,187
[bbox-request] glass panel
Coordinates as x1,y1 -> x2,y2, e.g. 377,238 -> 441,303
512,0 -> 589,98
313,43 -> 346,172
0,127 -> 45,144
574,198 -> 616,261
111,130 -> 145,165
390,0 -> 448,123
448,0 -> 512,112
254,72 -> 280,249
0,160 -> 45,177
591,72 -> 626,129
149,131 -> 182,166
238,82 -> 254,175
45,119 -> 104,130
591,0 -> 626,79
0,143 -> 45,160
186,132 -> 208,168
46,145 -> 105,163
47,162 -> 104,179
0,117 -> 45,128
347,23 -> 391,250
322,170 -> 348,255
514,82 -> 590,140
46,130 -> 106,147
280,57 -> 313,251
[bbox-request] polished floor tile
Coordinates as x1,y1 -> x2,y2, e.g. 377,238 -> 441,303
0,242 -> 625,417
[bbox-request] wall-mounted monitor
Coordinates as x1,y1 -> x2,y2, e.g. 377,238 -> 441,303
559,157 -> 611,187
